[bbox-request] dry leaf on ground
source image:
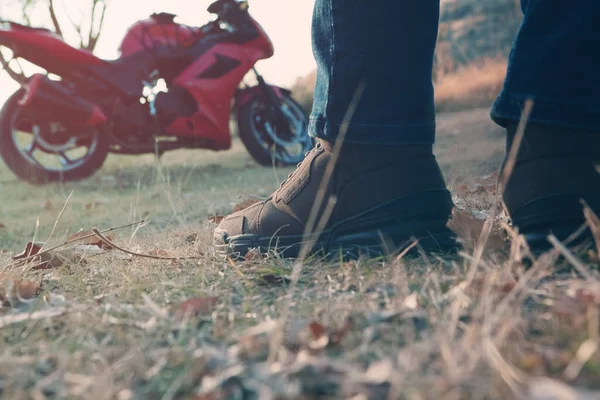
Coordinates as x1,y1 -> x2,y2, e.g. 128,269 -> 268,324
0,277 -> 42,306
209,215 -> 225,224
232,196 -> 262,213
13,242 -> 85,269
447,208 -> 505,251
208,196 -> 262,225
176,296 -> 219,319
34,249 -> 83,270
285,317 -> 353,352
12,242 -> 44,260
308,321 -> 327,340
68,229 -> 113,249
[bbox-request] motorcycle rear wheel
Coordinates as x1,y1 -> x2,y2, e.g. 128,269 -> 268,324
236,89 -> 313,167
0,90 -> 110,185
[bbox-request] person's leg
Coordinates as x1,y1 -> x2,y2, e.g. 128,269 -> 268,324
214,0 -> 457,259
492,0 -> 600,251
309,0 -> 439,145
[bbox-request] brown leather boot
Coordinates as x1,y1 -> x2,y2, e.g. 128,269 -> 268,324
214,139 -> 457,259
502,123 -> 600,253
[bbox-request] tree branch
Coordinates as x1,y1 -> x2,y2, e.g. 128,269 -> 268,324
0,52 -> 26,83
48,0 -> 63,37
86,0 -> 107,51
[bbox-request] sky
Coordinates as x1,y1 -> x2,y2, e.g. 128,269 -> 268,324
0,0 -> 316,104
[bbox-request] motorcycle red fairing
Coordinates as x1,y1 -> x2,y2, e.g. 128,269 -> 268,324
0,1 -> 273,149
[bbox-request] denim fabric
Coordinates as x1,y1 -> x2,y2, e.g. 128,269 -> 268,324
491,1 -> 600,132
309,0 -> 440,145
309,0 -> 600,145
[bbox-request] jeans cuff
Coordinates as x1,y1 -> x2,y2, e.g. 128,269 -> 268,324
491,95 -> 600,132
308,116 -> 436,145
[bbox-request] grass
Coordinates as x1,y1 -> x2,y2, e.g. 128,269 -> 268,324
1,110 -> 600,399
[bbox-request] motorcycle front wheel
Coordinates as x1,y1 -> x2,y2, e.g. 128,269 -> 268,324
0,90 -> 110,185
235,88 -> 313,167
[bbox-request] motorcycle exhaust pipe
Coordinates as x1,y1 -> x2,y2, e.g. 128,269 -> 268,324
18,74 -> 107,126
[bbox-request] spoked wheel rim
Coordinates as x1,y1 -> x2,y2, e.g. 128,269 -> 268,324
249,96 -> 312,165
10,112 -> 101,174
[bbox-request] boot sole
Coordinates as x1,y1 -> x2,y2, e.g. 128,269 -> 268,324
214,191 -> 459,260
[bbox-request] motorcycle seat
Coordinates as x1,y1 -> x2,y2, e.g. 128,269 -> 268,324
88,53 -> 156,97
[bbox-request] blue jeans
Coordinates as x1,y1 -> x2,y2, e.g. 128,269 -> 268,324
309,0 -> 600,145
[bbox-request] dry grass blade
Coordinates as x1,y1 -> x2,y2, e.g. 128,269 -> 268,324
4,220 -> 147,268
40,191 -> 73,252
91,228 -> 204,260
498,98 -> 534,188
297,82 -> 367,262
268,83 -> 366,364
0,305 -> 87,329
548,234 -> 593,280
563,339 -> 598,381
581,199 -> 600,252
466,99 -> 533,283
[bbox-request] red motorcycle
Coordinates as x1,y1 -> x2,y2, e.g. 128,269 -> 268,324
0,0 -> 311,184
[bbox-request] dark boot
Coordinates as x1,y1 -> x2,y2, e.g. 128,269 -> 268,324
502,123 -> 600,252
214,140 -> 457,259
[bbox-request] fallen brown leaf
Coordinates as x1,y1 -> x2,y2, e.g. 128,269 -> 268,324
285,317 -> 353,352
232,196 -> 262,213
176,296 -> 219,319
13,242 -> 84,269
0,276 -> 42,306
12,242 -> 44,260
244,248 -> 261,261
208,196 -> 263,225
308,321 -> 327,340
0,223 -> 5,229
208,215 -> 225,224
68,229 -> 113,250
447,208 -> 505,251
32,249 -> 82,270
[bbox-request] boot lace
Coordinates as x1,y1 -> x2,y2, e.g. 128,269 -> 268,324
278,141 -> 321,189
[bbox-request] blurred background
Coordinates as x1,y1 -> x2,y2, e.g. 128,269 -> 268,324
0,0 -> 522,113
